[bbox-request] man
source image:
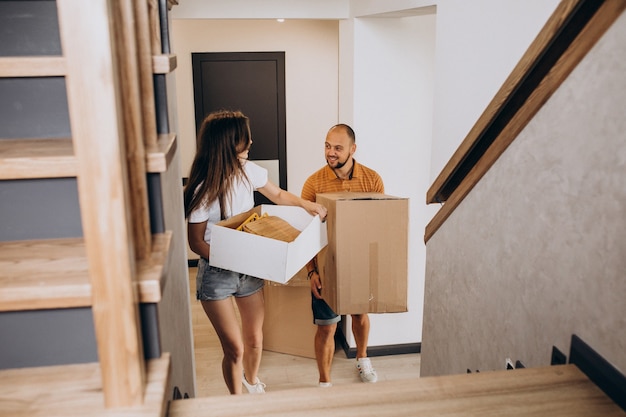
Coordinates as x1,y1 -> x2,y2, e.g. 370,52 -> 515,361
301,123 -> 384,387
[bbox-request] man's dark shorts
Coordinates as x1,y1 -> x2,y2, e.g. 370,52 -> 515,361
311,294 -> 341,325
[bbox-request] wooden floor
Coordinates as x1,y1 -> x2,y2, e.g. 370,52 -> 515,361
188,267 -> 421,397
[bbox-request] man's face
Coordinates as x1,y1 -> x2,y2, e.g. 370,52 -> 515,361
325,129 -> 355,170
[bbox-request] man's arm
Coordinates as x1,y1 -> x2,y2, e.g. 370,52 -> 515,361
301,176 -> 324,298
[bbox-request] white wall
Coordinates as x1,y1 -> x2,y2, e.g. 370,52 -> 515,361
171,0 -> 562,351
171,19 -> 339,193
171,0 -> 348,19
430,0 -> 561,182
351,0 -> 436,17
171,7 -> 437,349
339,14 -> 437,347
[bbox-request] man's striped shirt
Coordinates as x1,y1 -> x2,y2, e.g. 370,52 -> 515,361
301,160 -> 384,202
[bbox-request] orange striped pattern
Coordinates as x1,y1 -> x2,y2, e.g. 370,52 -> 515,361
301,160 -> 384,201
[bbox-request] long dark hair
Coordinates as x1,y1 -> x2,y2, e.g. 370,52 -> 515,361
184,110 -> 252,219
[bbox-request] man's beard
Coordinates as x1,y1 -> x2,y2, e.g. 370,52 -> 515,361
328,156 -> 349,169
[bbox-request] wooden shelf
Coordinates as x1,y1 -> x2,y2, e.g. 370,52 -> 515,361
0,56 -> 66,77
146,133 -> 177,173
0,232 -> 172,312
0,353 -> 170,417
152,53 -> 177,74
0,138 -> 77,180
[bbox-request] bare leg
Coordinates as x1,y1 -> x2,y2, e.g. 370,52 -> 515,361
351,314 -> 370,359
234,290 -> 265,385
201,298 -> 244,394
315,323 -> 337,383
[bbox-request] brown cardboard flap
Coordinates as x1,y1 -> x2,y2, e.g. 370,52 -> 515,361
316,192 -> 408,202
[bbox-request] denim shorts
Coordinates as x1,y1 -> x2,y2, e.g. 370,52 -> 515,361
311,294 -> 340,325
196,258 -> 264,301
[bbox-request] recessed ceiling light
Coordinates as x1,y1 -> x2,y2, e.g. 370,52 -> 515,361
277,18 -> 285,23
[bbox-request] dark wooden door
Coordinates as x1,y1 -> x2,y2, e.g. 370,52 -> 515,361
192,52 -> 286,196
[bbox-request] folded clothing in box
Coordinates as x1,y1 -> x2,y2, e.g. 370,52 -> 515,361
241,214 -> 301,243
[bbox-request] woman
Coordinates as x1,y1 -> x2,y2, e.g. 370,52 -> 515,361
184,110 -> 327,394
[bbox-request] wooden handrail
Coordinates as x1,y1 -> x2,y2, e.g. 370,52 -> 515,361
57,0 -> 146,407
113,0 -> 153,261
425,0 -> 626,242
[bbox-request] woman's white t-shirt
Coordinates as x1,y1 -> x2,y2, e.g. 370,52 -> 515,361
188,160 -> 268,244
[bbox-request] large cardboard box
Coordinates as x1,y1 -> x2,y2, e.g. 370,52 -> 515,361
209,205 -> 327,284
316,192 -> 408,315
263,283 -> 316,358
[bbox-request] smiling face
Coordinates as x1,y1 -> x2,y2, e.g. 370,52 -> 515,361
325,126 -> 356,170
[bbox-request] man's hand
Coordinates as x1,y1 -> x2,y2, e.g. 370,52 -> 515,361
310,271 -> 323,299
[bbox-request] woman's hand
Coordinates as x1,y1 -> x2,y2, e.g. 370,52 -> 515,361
304,200 -> 328,221
257,181 -> 327,221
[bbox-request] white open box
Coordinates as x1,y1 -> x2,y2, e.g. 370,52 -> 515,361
209,205 -> 328,284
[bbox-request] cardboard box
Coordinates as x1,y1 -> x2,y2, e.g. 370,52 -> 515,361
209,205 -> 327,284
266,265 -> 311,287
263,283 -> 316,358
316,192 -> 408,315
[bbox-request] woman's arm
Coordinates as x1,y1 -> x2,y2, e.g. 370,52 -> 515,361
188,221 -> 210,259
258,181 -> 327,221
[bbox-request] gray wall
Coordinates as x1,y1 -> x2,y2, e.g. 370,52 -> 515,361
0,1 -> 94,369
421,11 -> 626,376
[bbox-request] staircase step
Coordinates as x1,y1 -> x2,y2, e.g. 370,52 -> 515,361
0,135 -> 178,179
0,138 -> 76,180
0,231 -> 172,312
0,353 -> 170,416
167,365 -> 623,416
146,133 -> 178,173
0,56 -> 66,77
